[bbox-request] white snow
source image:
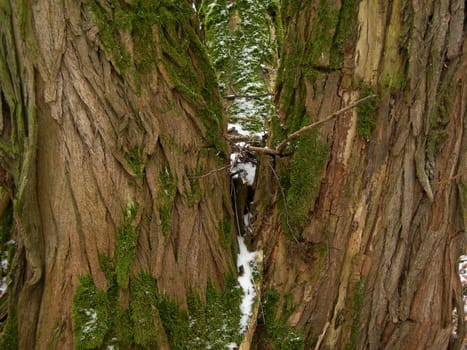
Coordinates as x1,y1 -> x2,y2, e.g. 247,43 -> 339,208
236,235 -> 257,333
81,308 -> 98,339
0,276 -> 7,296
230,150 -> 257,186
459,255 -> 467,317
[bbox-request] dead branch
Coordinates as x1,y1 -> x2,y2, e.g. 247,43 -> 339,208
223,93 -> 274,100
228,94 -> 378,156
314,321 -> 330,350
189,164 -> 231,179
434,168 -> 467,185
245,145 -> 279,156
276,94 -> 377,154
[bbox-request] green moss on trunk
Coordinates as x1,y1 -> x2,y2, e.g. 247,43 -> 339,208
0,307 -> 17,350
356,85 -> 378,141
72,275 -> 111,350
284,130 -> 329,235
261,289 -> 304,349
157,166 -> 177,237
129,273 -> 163,347
345,278 -> 366,350
89,0 -> 227,155
115,202 -> 139,289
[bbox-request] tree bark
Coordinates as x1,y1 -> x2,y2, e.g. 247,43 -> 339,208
251,0 -> 466,349
0,1 -> 237,349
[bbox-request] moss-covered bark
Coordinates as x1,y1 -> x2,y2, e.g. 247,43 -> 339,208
252,0 -> 466,349
0,1 -> 238,348
201,0 -> 280,134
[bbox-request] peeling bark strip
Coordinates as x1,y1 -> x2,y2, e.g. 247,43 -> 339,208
252,0 -> 466,349
0,1 -> 238,349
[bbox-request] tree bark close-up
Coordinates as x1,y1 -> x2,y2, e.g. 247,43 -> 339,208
0,0 -> 465,349
251,0 -> 466,349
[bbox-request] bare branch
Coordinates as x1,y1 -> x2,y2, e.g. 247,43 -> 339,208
314,321 -> 330,350
245,144 -> 279,156
276,94 -> 377,154
227,135 -> 255,143
189,165 -> 231,179
223,93 -> 274,100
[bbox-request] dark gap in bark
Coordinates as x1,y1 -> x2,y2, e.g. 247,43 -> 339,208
0,91 -> 11,142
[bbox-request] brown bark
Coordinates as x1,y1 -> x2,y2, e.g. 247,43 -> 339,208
252,0 -> 466,349
0,1 -> 236,349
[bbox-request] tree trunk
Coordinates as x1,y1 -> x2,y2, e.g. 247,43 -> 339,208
0,1 -> 238,349
251,0 -> 466,349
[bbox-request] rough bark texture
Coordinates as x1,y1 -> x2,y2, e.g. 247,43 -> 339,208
0,1 -> 237,349
251,0 -> 466,349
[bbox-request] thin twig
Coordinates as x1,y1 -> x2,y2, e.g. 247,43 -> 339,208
276,94 -> 377,154
268,162 -> 300,244
434,168 -> 467,185
314,321 -> 330,350
231,178 -> 243,237
189,164 -> 231,179
223,93 -> 274,100
245,145 -> 279,156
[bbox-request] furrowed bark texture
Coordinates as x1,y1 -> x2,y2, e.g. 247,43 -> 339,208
252,0 -> 466,349
0,1 -> 236,349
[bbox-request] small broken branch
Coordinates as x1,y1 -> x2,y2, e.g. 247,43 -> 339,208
313,321 -> 330,350
189,164 -> 231,179
276,94 -> 377,154
245,145 -> 279,156
227,94 -> 378,156
223,93 -> 274,100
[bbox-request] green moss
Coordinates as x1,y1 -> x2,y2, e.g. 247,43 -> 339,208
157,166 -> 177,237
124,146 -> 146,178
281,129 -> 329,237
72,275 -> 111,350
458,182 -> 467,228
115,201 -> 139,289
0,199 -> 14,276
345,278 -> 366,350
426,65 -> 453,158
89,0 -> 227,155
315,242 -> 328,257
304,0 -> 339,67
97,253 -> 135,348
162,275 -> 243,349
329,0 -> 360,67
89,0 -> 191,74
48,321 -> 61,350
156,293 -> 189,349
356,85 -> 378,141
201,0 -> 278,135
129,273 -> 161,347
218,217 -> 233,247
262,289 -> 304,349
379,1 -> 408,92
0,307 -> 17,350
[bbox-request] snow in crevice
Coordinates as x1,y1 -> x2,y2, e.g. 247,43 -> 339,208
458,255 -> 467,317
230,150 -> 256,186
236,235 -> 257,333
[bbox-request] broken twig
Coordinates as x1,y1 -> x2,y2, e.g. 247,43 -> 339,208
275,94 -> 377,154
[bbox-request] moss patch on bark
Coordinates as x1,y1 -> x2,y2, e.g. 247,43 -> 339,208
72,275 -> 111,350
261,288 -> 304,349
115,201 -> 139,289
